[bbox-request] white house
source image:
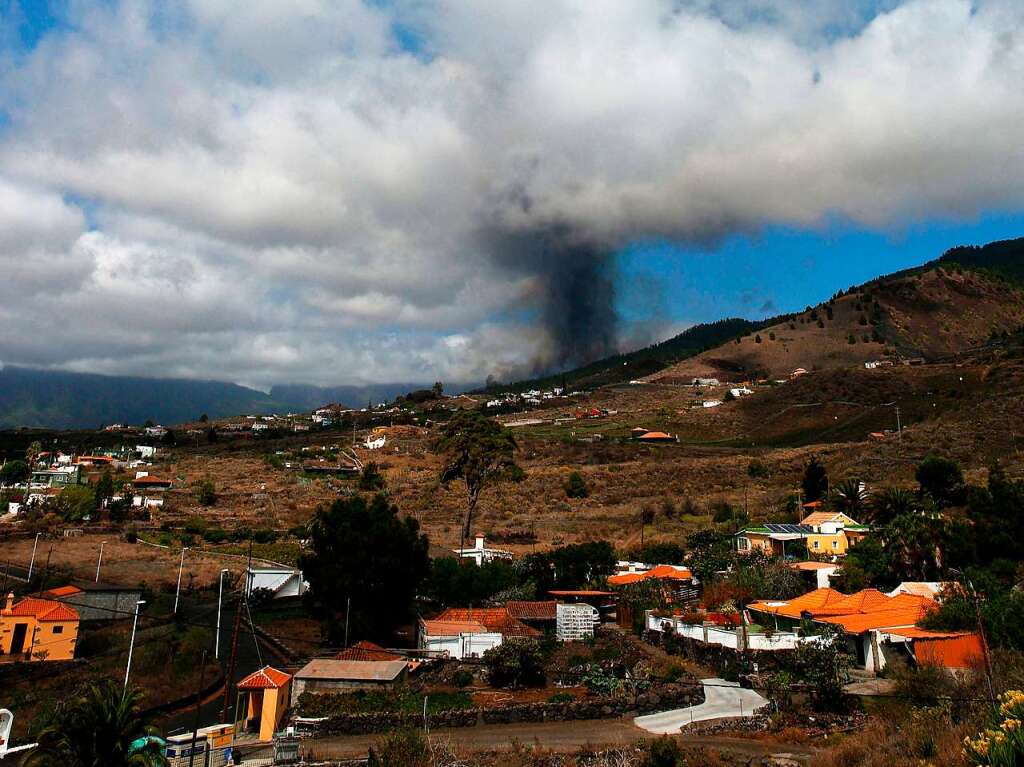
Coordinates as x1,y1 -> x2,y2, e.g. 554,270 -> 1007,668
418,620 -> 503,660
453,534 -> 513,566
364,435 -> 386,450
245,567 -> 308,599
692,378 -> 720,386
729,387 -> 754,398
702,400 -> 723,408
135,445 -> 157,459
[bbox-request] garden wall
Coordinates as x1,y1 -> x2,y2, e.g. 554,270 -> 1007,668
315,683 -> 703,735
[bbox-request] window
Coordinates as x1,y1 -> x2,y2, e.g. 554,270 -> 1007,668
813,541 -> 820,550
737,538 -> 750,551
52,625 -> 64,634
832,540 -> 838,549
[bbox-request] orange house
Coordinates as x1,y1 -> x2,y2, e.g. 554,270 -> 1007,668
235,666 -> 292,742
1,594 -> 79,662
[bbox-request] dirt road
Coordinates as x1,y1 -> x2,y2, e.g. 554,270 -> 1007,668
251,718 -> 815,763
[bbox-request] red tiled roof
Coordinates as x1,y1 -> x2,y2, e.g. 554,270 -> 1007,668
429,607 -> 539,637
335,641 -> 404,662
637,431 -> 673,440
9,597 -> 79,622
421,619 -> 488,636
237,665 -> 291,690
506,601 -> 557,620
549,590 -> 614,597
748,588 -> 936,635
133,476 -> 171,486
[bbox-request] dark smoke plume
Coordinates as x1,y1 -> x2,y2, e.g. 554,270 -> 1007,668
483,225 -> 618,371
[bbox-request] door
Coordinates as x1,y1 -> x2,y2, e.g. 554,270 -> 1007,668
10,623 -> 28,654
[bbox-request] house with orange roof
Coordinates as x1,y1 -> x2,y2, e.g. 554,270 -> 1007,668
735,511 -> 869,559
234,665 -> 292,742
748,587 -> 982,673
635,431 -> 678,443
418,606 -> 538,659
1,593 -> 79,662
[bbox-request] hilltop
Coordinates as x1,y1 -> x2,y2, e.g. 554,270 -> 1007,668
646,263 -> 1024,384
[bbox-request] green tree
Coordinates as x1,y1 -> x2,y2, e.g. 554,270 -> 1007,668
801,457 -> 829,503
790,625 -> 852,711
916,455 -> 966,508
426,557 -> 518,607
195,479 -> 217,506
0,459 -> 30,485
867,486 -> 917,526
564,471 -> 588,499
366,728 -> 429,767
685,529 -> 734,582
299,494 -> 429,642
199,413 -> 209,423
25,440 -> 43,465
549,540 -> 616,589
436,408 -> 520,546
431,381 -> 444,397
482,638 -> 546,688
58,484 -> 96,522
358,462 -> 386,491
829,478 -> 867,519
23,680 -> 167,766
643,737 -> 686,767
95,469 -> 116,510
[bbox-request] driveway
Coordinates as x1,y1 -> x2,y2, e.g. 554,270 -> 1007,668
634,678 -> 769,735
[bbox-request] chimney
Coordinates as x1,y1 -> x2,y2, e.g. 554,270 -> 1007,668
475,534 -> 485,552
3,592 -> 14,614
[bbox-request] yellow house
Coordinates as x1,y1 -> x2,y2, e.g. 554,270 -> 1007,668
1,593 -> 79,662
735,513 -> 869,559
235,665 -> 292,742
802,511 -> 869,556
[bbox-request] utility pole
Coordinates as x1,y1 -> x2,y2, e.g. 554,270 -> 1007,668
95,541 -> 106,582
187,650 -> 208,767
344,596 -> 351,649
215,569 -> 228,659
220,603 -> 243,725
123,599 -> 146,694
26,532 -> 41,581
174,547 -> 188,615
895,406 -> 902,441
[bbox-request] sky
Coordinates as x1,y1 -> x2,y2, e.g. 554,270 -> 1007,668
0,0 -> 1023,389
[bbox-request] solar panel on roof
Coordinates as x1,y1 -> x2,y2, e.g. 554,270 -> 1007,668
764,523 -> 812,533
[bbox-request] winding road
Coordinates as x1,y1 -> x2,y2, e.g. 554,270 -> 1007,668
634,678 -> 769,735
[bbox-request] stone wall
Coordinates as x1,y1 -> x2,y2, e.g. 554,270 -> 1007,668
316,683 -> 703,736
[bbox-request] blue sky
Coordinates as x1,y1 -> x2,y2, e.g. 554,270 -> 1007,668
617,213 -> 1024,333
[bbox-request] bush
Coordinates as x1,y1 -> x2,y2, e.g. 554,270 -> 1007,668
548,692 -> 575,704
644,737 -> 685,767
452,669 -> 475,687
747,459 -> 770,479
367,728 -> 429,767
564,471 -> 589,499
483,639 -> 546,688
359,462 -> 387,491
57,485 -> 96,522
195,480 -> 217,506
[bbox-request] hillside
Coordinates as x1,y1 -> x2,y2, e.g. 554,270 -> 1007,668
0,366 -> 289,429
938,236 -> 1024,284
646,266 -> 1024,383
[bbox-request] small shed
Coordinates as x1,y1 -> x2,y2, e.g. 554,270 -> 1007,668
235,666 -> 292,743
291,659 -> 408,703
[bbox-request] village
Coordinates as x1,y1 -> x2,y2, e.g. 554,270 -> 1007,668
2,346 -> 1021,767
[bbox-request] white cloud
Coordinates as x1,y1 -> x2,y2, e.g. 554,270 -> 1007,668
0,0 -> 1022,386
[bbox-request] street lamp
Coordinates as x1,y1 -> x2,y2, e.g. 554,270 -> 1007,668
95,541 -> 106,583
215,569 -> 229,659
26,532 -> 41,581
173,547 -> 188,615
123,599 -> 146,694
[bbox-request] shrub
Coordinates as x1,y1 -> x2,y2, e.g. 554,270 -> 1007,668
359,462 -> 386,491
195,480 -> 217,506
747,459 -> 770,478
548,692 -> 575,704
483,639 -> 546,688
644,737 -> 685,767
564,471 -> 589,499
452,669 -> 475,687
754,334 -> 762,343
768,331 -> 776,341
367,728 -> 429,767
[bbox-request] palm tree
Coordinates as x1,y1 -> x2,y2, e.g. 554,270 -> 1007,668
22,681 -> 167,767
829,478 -> 867,519
867,486 -> 917,526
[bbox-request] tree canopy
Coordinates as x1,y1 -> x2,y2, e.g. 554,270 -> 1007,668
436,408 -> 520,540
299,494 -> 430,643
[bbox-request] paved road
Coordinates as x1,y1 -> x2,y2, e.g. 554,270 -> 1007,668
245,718 -> 813,763
634,679 -> 769,735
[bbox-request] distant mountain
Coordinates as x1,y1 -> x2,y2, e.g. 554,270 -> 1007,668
0,367 -> 476,431
0,366 -> 293,430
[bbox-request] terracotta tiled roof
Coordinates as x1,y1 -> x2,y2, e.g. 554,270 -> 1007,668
335,641 -> 404,662
787,561 -> 837,571
42,585 -> 84,598
237,665 -> 291,690
608,564 -> 693,586
295,659 -> 407,682
506,601 -> 557,620
9,597 -> 79,622
133,476 -> 171,486
429,607 -> 540,637
637,431 -> 673,440
420,619 -> 488,636
748,588 -> 936,635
